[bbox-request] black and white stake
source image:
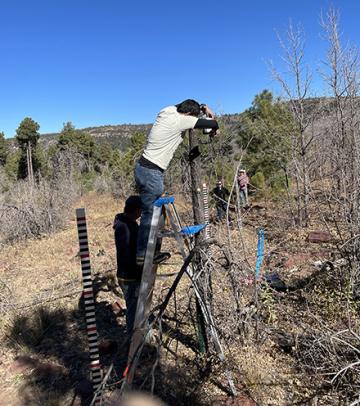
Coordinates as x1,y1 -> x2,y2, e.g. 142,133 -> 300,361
202,183 -> 210,240
76,208 -> 102,405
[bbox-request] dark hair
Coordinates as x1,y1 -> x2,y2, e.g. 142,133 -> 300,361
124,195 -> 142,214
176,99 -> 200,117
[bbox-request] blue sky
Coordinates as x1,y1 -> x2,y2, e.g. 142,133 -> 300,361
1,0 -> 359,137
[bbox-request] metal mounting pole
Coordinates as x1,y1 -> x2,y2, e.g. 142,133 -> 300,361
188,129 -> 209,352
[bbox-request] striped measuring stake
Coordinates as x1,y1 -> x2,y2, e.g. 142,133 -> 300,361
202,183 -> 210,240
76,208 -> 102,405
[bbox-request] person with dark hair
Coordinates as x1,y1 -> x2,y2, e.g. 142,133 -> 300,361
175,99 -> 201,116
114,195 -> 142,342
135,100 -> 219,266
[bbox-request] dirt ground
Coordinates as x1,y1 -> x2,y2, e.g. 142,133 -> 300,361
0,192 -> 351,405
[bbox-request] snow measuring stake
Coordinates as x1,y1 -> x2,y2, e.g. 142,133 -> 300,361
76,208 -> 102,405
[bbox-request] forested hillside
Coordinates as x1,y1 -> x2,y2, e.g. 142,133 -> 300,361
39,123 -> 153,150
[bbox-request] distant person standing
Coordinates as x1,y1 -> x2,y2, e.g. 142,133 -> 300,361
212,180 -> 230,221
113,196 -> 142,342
237,169 -> 249,207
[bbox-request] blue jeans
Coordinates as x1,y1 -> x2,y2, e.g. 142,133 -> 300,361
240,188 -> 248,207
134,163 -> 164,258
119,281 -> 140,341
216,203 -> 227,220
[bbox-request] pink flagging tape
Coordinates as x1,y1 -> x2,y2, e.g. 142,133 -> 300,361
123,365 -> 130,377
75,208 -> 102,403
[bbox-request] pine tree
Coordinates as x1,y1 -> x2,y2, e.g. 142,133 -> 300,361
57,122 -> 95,170
237,90 -> 295,190
15,117 -> 41,179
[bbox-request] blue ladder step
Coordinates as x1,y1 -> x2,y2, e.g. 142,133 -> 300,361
180,224 -> 207,235
154,196 -> 175,207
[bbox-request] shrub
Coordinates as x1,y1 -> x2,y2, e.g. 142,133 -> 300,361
0,167 -> 12,194
0,150 -> 82,244
0,175 -> 80,244
251,171 -> 265,190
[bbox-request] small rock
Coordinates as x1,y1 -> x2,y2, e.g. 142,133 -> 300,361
307,231 -> 333,243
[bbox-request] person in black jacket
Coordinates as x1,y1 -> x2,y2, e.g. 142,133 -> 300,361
212,180 -> 230,221
114,195 -> 142,341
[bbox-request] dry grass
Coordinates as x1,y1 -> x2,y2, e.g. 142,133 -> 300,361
234,344 -> 293,405
0,193 -> 117,309
1,191 -> 357,405
0,191 -> 210,405
0,192 -> 121,405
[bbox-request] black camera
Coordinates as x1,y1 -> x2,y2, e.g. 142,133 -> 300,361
199,104 -> 213,135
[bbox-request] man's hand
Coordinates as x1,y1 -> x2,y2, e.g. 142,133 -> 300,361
210,128 -> 220,138
204,105 -> 215,119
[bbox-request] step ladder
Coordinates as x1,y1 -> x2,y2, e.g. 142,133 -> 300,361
124,195 -> 237,396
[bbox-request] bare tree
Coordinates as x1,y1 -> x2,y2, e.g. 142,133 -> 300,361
0,149 -> 82,243
320,7 -> 360,286
270,22 -> 316,226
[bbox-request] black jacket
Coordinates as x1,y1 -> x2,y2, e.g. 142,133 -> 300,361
113,213 -> 141,282
212,186 -> 230,204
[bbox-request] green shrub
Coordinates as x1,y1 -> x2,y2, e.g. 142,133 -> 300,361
251,171 -> 265,190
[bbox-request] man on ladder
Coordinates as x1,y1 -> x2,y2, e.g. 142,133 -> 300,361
126,102 -> 237,396
135,99 -> 219,267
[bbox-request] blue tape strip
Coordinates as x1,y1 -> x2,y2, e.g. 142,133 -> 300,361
154,196 -> 175,207
180,224 -> 207,235
255,229 -> 265,279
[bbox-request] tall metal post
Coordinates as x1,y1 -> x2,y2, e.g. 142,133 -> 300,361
188,129 -> 209,352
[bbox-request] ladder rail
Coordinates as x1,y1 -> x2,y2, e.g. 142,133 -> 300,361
125,196 -> 237,396
123,244 -> 197,388
126,204 -> 163,385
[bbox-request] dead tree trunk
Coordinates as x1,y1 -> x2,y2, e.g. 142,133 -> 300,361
27,141 -> 34,186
